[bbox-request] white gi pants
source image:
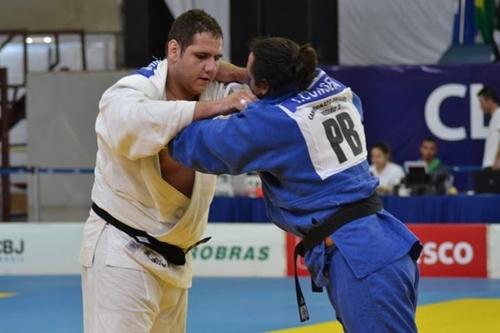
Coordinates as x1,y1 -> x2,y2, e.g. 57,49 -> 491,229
82,225 -> 188,333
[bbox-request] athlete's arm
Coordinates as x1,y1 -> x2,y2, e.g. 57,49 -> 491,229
98,84 -> 254,161
215,60 -> 248,84
98,85 -> 195,160
193,90 -> 255,120
169,105 -> 286,175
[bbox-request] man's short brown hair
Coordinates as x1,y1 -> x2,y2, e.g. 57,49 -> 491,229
477,86 -> 499,104
168,9 -> 223,52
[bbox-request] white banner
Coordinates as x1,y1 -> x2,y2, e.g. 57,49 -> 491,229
488,224 -> 500,278
0,223 -> 83,275
0,222 -> 286,277
192,224 -> 286,277
339,0 -> 456,65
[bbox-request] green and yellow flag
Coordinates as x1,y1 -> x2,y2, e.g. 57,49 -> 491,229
475,0 -> 496,43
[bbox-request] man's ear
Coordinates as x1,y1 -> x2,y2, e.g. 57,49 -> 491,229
256,79 -> 270,96
167,40 -> 181,62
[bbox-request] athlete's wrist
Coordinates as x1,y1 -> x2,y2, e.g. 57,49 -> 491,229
193,101 -> 220,121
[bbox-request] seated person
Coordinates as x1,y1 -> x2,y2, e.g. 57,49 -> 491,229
414,137 -> 451,194
369,143 -> 404,194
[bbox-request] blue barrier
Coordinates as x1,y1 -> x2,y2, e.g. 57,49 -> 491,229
208,195 -> 500,224
0,165 -> 480,174
0,166 -> 94,175
450,165 -> 481,173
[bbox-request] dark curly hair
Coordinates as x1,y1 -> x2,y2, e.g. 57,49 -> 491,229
249,37 -> 318,92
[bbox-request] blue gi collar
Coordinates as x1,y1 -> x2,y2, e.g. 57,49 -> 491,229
261,85 -> 299,104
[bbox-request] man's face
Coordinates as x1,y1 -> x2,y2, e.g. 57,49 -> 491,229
168,32 -> 223,98
370,147 -> 388,169
479,96 -> 494,115
420,141 -> 437,163
246,52 -> 268,98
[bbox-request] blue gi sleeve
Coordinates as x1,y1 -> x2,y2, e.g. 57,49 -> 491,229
170,103 -> 288,175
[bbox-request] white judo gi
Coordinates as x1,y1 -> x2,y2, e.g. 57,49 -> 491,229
80,59 -> 224,333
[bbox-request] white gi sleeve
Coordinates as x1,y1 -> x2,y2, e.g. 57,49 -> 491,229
97,80 -> 196,160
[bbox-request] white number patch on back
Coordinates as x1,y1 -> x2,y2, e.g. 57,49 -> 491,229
278,88 -> 367,180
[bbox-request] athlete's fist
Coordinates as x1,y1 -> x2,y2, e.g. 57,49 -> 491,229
221,89 -> 257,114
193,89 -> 257,121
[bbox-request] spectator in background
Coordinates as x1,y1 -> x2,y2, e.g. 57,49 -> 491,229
369,143 -> 404,194
478,86 -> 500,170
419,138 -> 451,194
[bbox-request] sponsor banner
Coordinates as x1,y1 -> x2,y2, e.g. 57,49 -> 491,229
409,224 -> 487,277
0,222 -> 285,277
192,223 -> 286,277
488,224 -> 500,278
0,223 -> 83,275
0,222 -> 491,278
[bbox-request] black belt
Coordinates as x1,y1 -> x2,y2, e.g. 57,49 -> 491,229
91,202 -> 210,266
293,193 -> 383,322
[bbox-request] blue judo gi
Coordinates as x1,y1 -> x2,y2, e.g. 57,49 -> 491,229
170,69 -> 420,332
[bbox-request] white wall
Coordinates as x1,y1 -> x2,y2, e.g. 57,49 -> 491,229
0,0 -> 122,32
26,71 -> 127,221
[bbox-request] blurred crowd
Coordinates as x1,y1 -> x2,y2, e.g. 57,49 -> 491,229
369,138 -> 453,196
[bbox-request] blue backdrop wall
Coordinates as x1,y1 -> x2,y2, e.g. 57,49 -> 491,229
325,64 -> 500,190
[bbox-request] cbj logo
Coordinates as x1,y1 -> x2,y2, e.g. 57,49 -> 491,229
420,241 -> 474,266
425,83 -> 488,141
0,239 -> 25,255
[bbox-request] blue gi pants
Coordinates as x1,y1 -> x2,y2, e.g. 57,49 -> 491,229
325,248 -> 419,332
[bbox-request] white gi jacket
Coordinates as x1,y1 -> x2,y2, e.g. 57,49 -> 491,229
80,59 -> 225,288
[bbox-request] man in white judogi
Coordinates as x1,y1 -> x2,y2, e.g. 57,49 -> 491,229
80,10 -> 254,333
